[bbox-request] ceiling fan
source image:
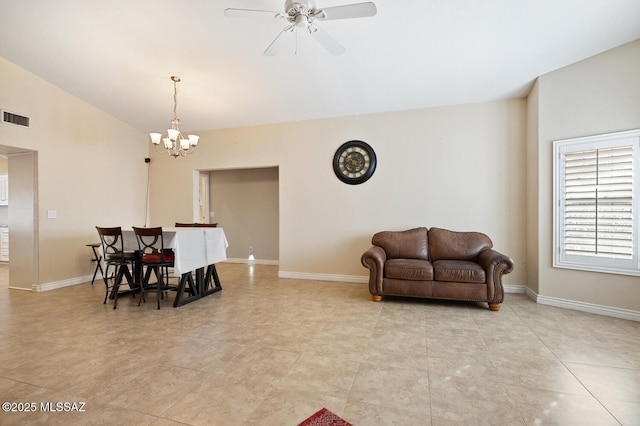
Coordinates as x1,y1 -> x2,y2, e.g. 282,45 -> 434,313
224,1 -> 377,56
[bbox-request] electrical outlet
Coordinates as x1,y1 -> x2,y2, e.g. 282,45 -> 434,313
249,246 -> 253,254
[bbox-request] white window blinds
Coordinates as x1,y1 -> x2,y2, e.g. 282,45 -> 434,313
554,129 -> 640,276
564,146 -> 633,259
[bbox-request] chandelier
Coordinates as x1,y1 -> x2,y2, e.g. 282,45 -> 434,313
149,76 -> 199,158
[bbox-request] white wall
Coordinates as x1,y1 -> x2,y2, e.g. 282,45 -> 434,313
534,39 -> 640,311
149,99 -> 527,285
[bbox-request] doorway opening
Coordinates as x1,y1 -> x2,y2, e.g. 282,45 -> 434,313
196,167 -> 279,264
0,146 -> 38,290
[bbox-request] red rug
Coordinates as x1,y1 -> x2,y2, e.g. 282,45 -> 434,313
298,408 -> 352,426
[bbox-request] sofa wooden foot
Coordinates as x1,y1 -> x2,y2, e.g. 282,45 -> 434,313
488,303 -> 501,311
371,295 -> 382,302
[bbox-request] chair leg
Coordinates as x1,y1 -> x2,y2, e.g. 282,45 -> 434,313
156,266 -> 163,309
112,266 -> 126,309
139,266 -> 154,306
103,279 -> 110,304
121,266 -> 136,298
102,264 -> 113,304
163,266 -> 171,297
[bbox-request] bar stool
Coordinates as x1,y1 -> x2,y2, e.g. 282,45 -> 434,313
86,242 -> 104,285
96,227 -> 138,309
133,226 -> 176,309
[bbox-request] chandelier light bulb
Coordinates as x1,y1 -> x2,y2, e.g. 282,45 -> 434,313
167,128 -> 180,141
149,133 -> 162,145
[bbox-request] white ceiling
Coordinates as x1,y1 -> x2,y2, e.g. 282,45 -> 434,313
1,0 -> 639,134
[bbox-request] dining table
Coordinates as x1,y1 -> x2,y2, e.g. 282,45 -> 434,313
121,226 -> 229,307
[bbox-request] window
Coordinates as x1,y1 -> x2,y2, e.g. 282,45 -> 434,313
554,129 -> 640,276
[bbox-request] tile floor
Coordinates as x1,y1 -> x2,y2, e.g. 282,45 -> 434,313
0,263 -> 638,425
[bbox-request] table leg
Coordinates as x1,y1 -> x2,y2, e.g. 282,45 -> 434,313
196,267 -> 205,296
202,264 -> 223,297
173,271 -> 201,307
171,265 -> 223,307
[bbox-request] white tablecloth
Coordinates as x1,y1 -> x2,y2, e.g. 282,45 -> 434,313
121,227 -> 228,276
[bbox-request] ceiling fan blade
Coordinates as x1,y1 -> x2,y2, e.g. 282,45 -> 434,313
224,8 -> 282,19
264,26 -> 296,56
308,26 -> 345,56
315,2 -> 377,20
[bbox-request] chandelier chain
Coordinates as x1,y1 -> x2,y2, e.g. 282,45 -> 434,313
172,79 -> 179,125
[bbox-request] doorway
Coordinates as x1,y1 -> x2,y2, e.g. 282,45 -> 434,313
198,172 -> 210,223
203,167 -> 279,263
0,146 -> 38,290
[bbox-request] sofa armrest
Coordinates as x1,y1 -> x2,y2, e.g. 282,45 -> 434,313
477,249 -> 514,274
361,246 -> 387,296
477,249 -> 515,304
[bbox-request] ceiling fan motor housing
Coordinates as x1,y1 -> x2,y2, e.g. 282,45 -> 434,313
285,0 -> 313,28
285,0 -> 310,14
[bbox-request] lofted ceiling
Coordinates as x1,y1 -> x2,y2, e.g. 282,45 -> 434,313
1,0 -> 639,134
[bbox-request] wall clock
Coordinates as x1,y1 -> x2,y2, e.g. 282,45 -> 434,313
333,140 -> 377,185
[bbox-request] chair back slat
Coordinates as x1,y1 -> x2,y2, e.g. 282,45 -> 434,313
133,226 -> 173,264
96,226 -> 125,257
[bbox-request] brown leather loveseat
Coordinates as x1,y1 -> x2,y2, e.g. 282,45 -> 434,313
361,227 -> 514,311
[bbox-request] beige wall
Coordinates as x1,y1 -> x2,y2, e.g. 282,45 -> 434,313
209,167 -> 279,261
149,99 -> 528,284
533,39 -> 640,310
0,56 -> 148,286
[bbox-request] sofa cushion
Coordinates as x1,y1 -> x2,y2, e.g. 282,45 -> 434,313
429,227 -> 492,261
372,227 -> 428,260
433,260 -> 486,283
385,258 -> 434,281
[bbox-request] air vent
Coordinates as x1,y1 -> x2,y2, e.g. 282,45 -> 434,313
2,110 -> 30,128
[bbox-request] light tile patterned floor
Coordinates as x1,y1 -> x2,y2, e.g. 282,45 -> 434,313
0,263 -> 638,425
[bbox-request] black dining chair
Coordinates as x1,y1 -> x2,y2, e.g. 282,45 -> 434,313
132,226 -> 176,309
96,226 -> 138,309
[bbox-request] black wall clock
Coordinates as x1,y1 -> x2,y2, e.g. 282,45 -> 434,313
333,140 -> 377,185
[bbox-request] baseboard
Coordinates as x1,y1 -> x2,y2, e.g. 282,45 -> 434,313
278,271 -> 368,284
32,274 -> 95,292
504,284 -> 526,293
225,258 -> 279,265
8,285 -> 33,291
525,288 -> 640,322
